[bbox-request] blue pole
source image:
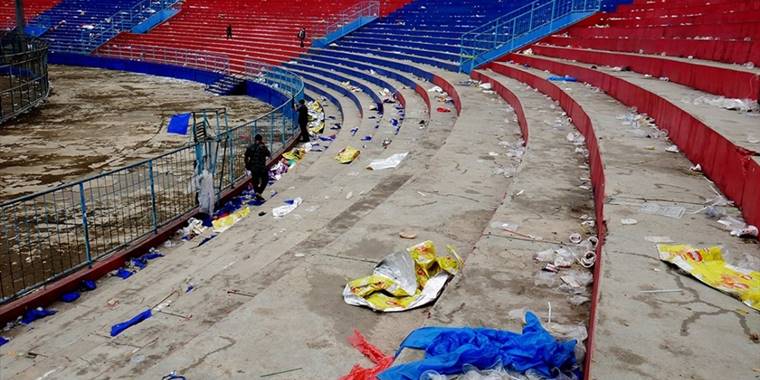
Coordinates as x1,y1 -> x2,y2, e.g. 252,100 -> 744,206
148,160 -> 158,233
78,183 -> 93,267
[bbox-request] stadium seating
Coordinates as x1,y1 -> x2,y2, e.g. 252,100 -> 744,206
100,0 -> 415,68
0,0 -> 59,30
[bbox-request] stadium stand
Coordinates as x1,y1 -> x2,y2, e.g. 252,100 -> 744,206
0,0 -> 58,30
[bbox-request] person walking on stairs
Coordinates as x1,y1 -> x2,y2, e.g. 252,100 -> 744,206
293,98 -> 310,143
297,27 -> 307,47
226,24 -> 233,39
245,134 -> 271,201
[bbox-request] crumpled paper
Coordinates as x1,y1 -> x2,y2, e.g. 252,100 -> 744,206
272,197 -> 303,218
343,241 -> 462,312
367,152 -> 408,170
335,146 -> 361,164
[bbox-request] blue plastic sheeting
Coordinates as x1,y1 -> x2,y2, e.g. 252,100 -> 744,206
167,113 -> 191,135
110,309 -> 152,337
20,308 -> 57,325
116,268 -> 134,279
378,312 -> 578,380
132,257 -> 148,270
61,292 -> 80,303
82,279 -> 97,291
0,336 -> 8,346
143,251 -> 164,260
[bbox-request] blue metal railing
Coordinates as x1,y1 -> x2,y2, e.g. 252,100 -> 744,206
315,0 -> 380,38
77,0 -> 181,53
0,47 -> 304,303
459,0 -> 602,72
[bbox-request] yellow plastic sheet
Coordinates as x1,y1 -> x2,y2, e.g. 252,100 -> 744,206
335,146 -> 361,164
212,206 -> 251,233
282,147 -> 306,161
308,121 -> 325,134
658,244 -> 760,311
343,241 -> 462,312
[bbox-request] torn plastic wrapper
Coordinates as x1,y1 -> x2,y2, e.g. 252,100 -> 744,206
367,152 -> 409,171
272,197 -> 302,218
335,146 -> 361,164
343,241 -> 462,312
657,244 -> 759,311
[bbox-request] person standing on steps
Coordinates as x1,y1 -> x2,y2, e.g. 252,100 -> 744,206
294,98 -> 310,143
297,27 -> 307,47
226,24 -> 233,39
244,134 -> 271,201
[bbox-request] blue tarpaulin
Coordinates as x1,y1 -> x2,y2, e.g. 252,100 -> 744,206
378,312 -> 578,380
81,279 -> 97,291
110,309 -> 152,337
61,292 -> 80,303
167,113 -> 191,135
0,336 -> 8,346
116,268 -> 134,279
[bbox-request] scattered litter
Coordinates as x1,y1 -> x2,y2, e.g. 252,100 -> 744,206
367,152 -> 409,171
560,270 -> 594,288
110,309 -> 152,337
547,75 -> 578,82
340,330 -> 393,380
645,236 -> 674,243
196,170 -> 215,216
665,145 -> 679,153
490,222 -> 519,232
213,207 -> 251,233
346,192 -> 354,200
436,107 -> 452,113
180,218 -> 206,240
731,225 -> 759,238
335,146 -> 361,164
657,244 -> 759,311
0,336 -> 7,346
377,312 -> 579,380
639,289 -> 684,294
261,367 -> 303,378
343,241 -> 462,312
361,135 -> 373,142
621,218 -> 638,225
161,371 -> 187,380
61,292 -> 80,303
428,86 -> 444,93
690,164 -> 702,172
115,268 -> 134,279
639,203 -> 685,219
399,231 -> 417,239
478,82 -> 492,90
21,307 -> 56,325
568,233 -> 583,244
692,96 -> 758,112
272,198 -> 303,218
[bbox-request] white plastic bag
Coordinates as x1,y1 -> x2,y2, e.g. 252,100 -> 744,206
197,170 -> 215,215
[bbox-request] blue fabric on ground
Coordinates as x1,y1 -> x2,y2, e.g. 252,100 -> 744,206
81,279 -> 97,291
378,312 -> 578,380
167,113 -> 191,135
61,292 -> 80,303
20,308 -> 57,325
361,135 -> 372,141
116,268 -> 134,279
547,76 -> 578,82
142,252 -> 164,260
110,309 -> 152,337
132,257 -> 148,270
0,336 -> 8,346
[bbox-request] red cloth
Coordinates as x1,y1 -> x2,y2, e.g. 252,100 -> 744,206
340,330 -> 394,380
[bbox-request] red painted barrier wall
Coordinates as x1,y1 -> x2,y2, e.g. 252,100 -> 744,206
506,53 -> 760,229
530,45 -> 760,100
483,62 -> 608,380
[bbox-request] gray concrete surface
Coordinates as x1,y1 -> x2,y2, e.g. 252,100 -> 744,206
497,61 -> 760,380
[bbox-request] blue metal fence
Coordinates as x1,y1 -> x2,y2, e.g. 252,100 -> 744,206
459,0 -> 603,72
0,48 -> 304,303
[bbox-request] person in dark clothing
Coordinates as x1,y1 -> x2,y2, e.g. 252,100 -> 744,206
244,134 -> 271,200
297,27 -> 306,47
226,24 -> 233,39
294,98 -> 310,142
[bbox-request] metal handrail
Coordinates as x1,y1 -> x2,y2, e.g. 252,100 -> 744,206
459,0 -> 602,70
316,0 -> 380,38
0,47 -> 305,303
78,0 -> 181,53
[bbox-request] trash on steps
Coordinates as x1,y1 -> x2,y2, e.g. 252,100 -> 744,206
343,241 -> 462,312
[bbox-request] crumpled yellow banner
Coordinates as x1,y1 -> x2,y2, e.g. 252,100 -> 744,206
335,146 -> 360,164
212,206 -> 251,233
343,241 -> 462,312
658,244 -> 759,311
282,147 -> 306,162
